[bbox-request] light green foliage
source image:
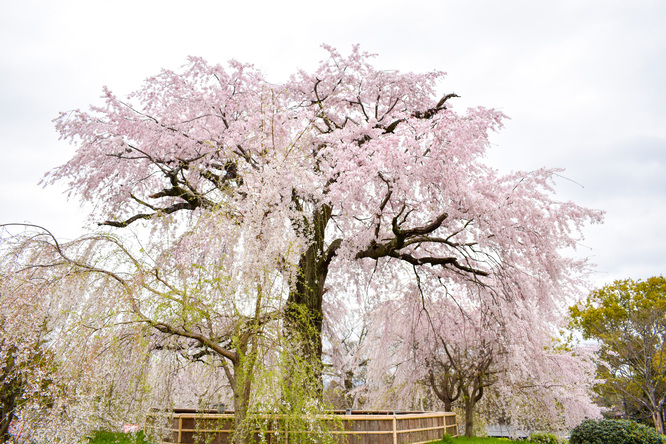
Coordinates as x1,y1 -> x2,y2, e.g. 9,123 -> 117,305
529,432 -> 566,444
233,331 -> 339,444
569,276 -> 666,431
569,276 -> 666,343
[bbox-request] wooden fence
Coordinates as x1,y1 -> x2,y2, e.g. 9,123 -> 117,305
145,410 -> 458,444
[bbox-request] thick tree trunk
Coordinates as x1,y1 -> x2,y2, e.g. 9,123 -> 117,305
227,327 -> 261,444
463,396 -> 475,438
286,243 -> 324,370
656,397 -> 666,435
0,410 -> 14,444
285,204 -> 334,392
232,399 -> 249,444
653,409 -> 665,435
443,400 -> 453,412
462,377 -> 485,437
231,357 -> 255,444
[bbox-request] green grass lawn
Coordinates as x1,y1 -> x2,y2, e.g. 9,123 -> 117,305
88,431 -> 523,444
88,431 -> 151,444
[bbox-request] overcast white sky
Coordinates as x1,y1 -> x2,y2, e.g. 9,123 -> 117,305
1,0 -> 664,288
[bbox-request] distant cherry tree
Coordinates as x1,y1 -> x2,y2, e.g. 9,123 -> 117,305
358,282 -> 599,436
49,45 -> 602,391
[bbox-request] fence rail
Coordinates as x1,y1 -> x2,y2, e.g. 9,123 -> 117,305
145,410 -> 458,444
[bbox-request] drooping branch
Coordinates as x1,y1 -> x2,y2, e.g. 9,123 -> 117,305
355,210 -> 489,277
389,251 -> 488,276
100,143 -> 250,228
1,224 -> 247,367
147,320 -> 238,363
100,202 -> 196,228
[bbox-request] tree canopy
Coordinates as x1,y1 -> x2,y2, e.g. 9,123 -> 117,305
50,45 -> 602,368
0,46 -> 606,441
570,276 -> 666,433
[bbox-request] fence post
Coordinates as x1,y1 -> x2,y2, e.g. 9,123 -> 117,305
392,414 -> 397,444
177,416 -> 182,444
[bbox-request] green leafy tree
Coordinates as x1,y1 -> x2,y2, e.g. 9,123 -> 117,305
569,276 -> 666,434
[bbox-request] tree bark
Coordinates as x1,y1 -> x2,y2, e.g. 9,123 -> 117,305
230,333 -> 258,444
462,375 -> 485,437
463,395 -> 475,438
0,410 -> 14,444
653,408 -> 665,435
428,364 -> 461,413
285,204 -> 336,391
231,359 -> 252,444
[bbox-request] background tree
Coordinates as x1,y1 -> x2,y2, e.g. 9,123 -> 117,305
49,45 -> 603,387
426,306 -> 500,437
1,221 -> 307,444
569,276 -> 666,434
0,276 -> 56,443
592,381 -> 654,425
359,281 -> 599,437
324,292 -> 372,410
481,343 -> 600,433
1,226 -> 152,442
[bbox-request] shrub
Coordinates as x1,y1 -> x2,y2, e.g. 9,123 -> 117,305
530,432 -> 565,444
440,434 -> 455,444
569,419 -> 663,444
